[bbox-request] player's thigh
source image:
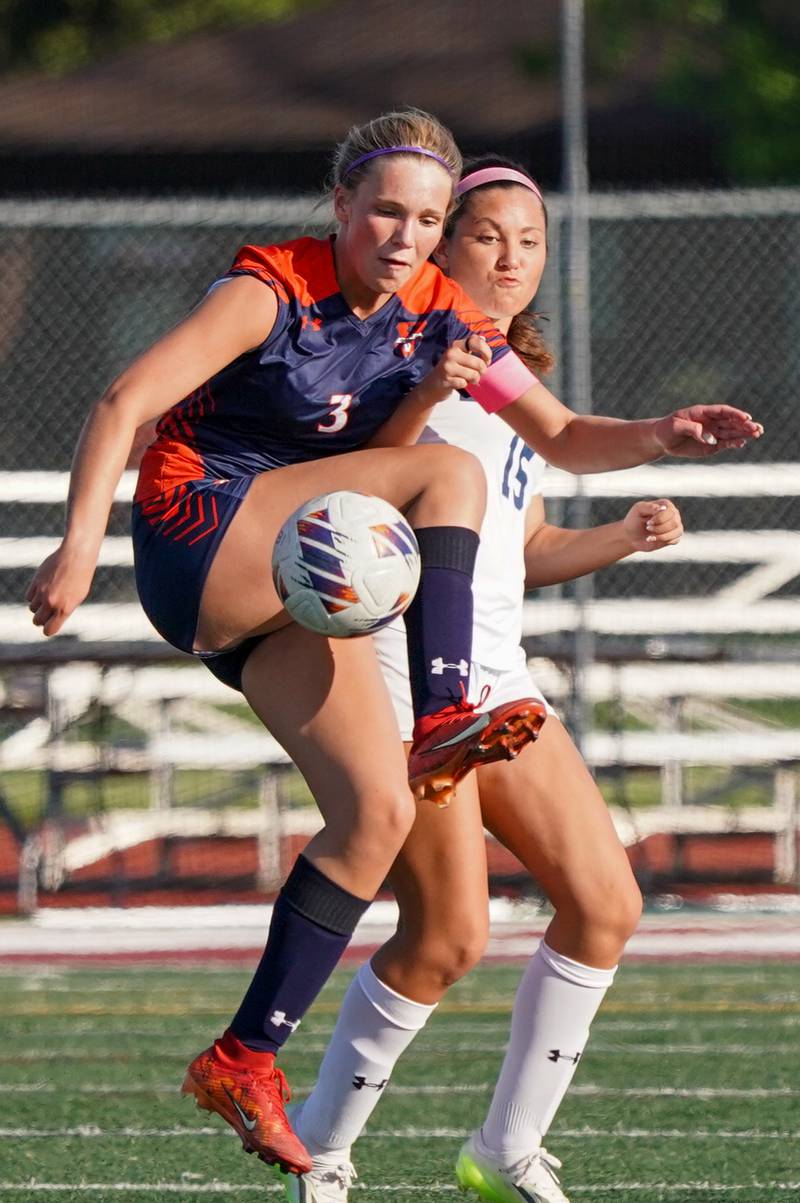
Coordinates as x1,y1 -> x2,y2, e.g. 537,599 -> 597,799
388,768 -> 489,948
477,716 -> 637,918
196,444 -> 480,651
241,625 -> 415,896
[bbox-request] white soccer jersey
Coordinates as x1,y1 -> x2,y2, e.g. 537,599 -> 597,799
376,390 -> 545,670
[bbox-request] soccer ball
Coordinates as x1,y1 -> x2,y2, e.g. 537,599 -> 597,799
272,490 -> 421,638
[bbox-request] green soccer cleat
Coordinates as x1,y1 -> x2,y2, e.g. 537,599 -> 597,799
456,1134 -> 570,1203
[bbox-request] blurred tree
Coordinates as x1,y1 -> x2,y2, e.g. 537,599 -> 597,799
0,0 -> 325,76
586,0 -> 800,183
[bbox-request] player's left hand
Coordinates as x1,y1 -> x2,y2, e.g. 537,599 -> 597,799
653,405 -> 763,458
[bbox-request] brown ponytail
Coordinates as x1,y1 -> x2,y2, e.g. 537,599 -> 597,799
507,311 -> 555,377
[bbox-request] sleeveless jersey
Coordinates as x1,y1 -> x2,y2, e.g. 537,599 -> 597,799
135,236 -> 518,502
376,390 -> 545,669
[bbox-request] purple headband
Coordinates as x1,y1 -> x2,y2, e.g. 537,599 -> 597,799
456,166 -> 544,202
343,146 -> 453,177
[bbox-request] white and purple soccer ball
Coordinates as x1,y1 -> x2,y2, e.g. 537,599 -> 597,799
271,490 -> 421,638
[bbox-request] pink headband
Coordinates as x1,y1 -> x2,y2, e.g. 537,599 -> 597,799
343,146 -> 453,177
456,167 -> 544,202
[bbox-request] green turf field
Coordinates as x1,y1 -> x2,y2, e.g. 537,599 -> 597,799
0,960 -> 798,1201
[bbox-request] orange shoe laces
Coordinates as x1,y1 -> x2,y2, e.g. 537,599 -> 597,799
272,1064 -> 290,1104
248,1061 -> 291,1106
447,681 -> 491,713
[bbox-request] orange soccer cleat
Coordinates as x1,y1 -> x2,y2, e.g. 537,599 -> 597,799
408,691 -> 547,806
181,1031 -> 312,1174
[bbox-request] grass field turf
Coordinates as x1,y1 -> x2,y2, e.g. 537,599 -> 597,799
0,961 -> 798,1201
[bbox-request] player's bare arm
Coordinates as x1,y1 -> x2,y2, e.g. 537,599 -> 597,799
367,335 -> 492,448
522,494 -> 684,588
26,276 -> 278,636
499,379 -> 763,472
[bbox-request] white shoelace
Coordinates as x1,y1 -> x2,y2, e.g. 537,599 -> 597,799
313,1162 -> 357,1195
509,1146 -> 564,1187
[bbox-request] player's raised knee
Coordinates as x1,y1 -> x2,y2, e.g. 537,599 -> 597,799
411,444 -> 486,529
435,443 -> 486,493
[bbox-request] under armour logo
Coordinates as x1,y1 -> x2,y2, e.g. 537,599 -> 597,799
548,1049 -> 581,1064
352,1075 -> 389,1091
431,657 -> 469,677
301,314 -> 323,332
270,1010 -> 301,1032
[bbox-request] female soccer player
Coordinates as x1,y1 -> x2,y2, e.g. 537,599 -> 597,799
282,160 -> 704,1203
26,112 -> 759,1182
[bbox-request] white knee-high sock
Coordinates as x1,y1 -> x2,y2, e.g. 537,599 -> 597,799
295,959 -> 437,1158
480,941 -> 617,1164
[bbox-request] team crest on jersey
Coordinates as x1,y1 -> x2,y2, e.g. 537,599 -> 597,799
394,320 -> 427,358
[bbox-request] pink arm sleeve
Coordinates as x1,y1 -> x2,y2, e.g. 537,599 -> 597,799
467,352 -> 539,414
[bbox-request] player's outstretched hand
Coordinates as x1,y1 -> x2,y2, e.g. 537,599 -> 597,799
26,546 -> 95,637
623,499 -> 683,553
654,405 -> 763,458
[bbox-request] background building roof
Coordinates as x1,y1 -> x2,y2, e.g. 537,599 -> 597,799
0,0 -> 718,194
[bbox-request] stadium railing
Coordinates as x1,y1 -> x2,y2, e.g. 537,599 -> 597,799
2,461 -> 799,913
3,187 -> 799,910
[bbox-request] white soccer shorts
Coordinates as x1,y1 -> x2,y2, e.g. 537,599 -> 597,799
373,624 -> 555,742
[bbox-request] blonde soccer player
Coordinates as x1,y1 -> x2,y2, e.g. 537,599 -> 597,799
27,124 -> 760,1183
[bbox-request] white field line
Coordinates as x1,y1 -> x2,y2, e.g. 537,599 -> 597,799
1,1082 -> 797,1099
0,949 -> 718,967
3,1041 -> 798,1061
4,996 -> 798,1016
1,1182 -> 799,1195
0,1188 -> 280,1196
3,1016 -> 799,1037
7,1018 -> 800,1040
0,1125 -> 797,1142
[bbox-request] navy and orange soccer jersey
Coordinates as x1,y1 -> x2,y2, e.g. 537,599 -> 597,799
135,235 -> 527,502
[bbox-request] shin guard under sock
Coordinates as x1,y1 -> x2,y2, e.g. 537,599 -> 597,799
404,526 -> 479,719
230,855 -> 371,1053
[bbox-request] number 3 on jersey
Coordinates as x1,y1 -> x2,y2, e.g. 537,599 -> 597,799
317,393 -> 353,433
501,435 -> 535,510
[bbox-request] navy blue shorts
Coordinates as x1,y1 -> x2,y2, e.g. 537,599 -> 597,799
132,475 -> 266,691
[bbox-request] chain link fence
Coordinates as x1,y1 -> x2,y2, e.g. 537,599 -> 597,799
2,188 -> 799,906
576,191 -> 800,608
1,189 -> 798,618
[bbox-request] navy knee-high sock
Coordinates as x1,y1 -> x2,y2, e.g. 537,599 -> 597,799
403,526 -> 480,720
230,855 -> 370,1053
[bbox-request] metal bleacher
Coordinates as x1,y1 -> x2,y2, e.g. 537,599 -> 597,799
2,459 -> 800,908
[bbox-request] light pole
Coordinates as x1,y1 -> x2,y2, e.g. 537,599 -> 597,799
561,0 -> 595,753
